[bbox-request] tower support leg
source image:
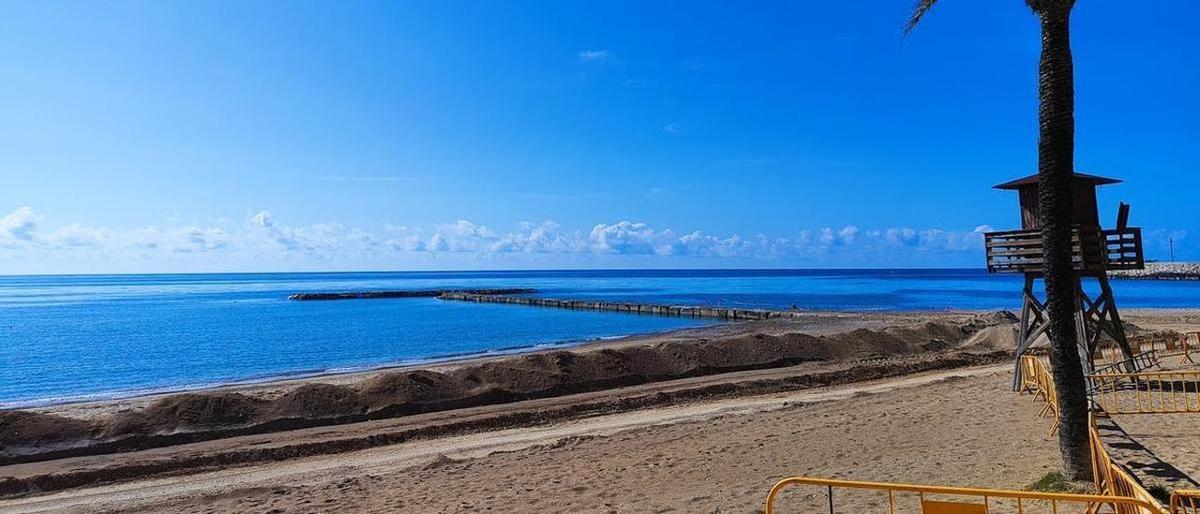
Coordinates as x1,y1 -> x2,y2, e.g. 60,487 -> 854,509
1011,272 -> 1135,388
1085,274 -> 1135,371
1013,274 -> 1049,390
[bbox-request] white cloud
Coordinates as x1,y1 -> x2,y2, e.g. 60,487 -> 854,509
491,221 -> 578,254
663,123 -> 682,134
589,221 -> 665,255
838,226 -> 860,245
883,228 -> 918,246
0,206 -> 1048,273
46,223 -> 113,248
577,49 -> 613,62
388,233 -> 427,252
250,211 -> 273,228
0,206 -> 42,244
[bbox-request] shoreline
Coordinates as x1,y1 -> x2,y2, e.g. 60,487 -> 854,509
1,307 -> 1195,502
0,309 -> 1028,468
2,332 -> 639,411
18,306 -> 1200,417
11,320 -> 745,413
18,309 -> 989,419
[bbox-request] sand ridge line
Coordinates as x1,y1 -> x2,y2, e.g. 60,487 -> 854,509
2,313 -> 1018,467
0,365 -> 1008,514
0,350 -> 1012,501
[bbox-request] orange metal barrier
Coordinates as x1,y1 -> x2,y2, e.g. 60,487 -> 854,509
1088,371 -> 1200,414
1018,355 -> 1043,394
1019,355 -> 1061,434
760,403 -> 1197,513
764,357 -> 1198,513
1117,332 -> 1197,366
1179,333 -> 1198,365
1094,350 -> 1161,376
1171,491 -> 1200,514
1102,339 -> 1146,367
1090,416 -> 1165,513
764,476 -> 1164,514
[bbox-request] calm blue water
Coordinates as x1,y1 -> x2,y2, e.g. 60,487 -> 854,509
3,269 -> 1200,408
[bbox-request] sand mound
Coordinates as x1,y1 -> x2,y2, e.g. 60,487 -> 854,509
108,393 -> 269,437
822,319 -> 988,358
976,310 -> 1019,325
960,325 -> 1020,352
454,352 -> 597,395
272,384 -> 366,420
0,410 -> 97,449
359,370 -> 467,412
1,313 -> 1017,462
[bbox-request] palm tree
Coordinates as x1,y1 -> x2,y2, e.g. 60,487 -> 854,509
906,0 -> 1092,481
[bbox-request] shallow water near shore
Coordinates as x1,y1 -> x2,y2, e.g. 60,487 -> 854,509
3,268 -> 1200,408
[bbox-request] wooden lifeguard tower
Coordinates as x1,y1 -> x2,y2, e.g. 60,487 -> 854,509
983,172 -> 1145,389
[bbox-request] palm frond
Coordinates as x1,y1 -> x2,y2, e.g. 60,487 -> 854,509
903,0 -> 941,35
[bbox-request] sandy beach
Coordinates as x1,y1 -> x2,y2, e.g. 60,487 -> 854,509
0,365 -> 1051,514
3,310 -> 1019,465
3,365 -> 1058,513
6,0 -> 1197,510
28,307 -> 1197,424
1106,411 -> 1200,491
1,308 -> 1196,513
23,309 -> 923,421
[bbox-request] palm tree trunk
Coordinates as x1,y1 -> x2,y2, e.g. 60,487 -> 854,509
1034,2 -> 1092,481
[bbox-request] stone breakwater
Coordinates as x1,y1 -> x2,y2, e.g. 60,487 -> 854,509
1110,262 -> 1200,280
288,288 -> 538,301
288,288 -> 796,320
437,292 -> 800,320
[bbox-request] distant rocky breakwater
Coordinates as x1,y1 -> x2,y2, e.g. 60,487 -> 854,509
289,288 -> 795,320
1111,262 -> 1200,280
438,291 -> 799,320
288,288 -> 538,301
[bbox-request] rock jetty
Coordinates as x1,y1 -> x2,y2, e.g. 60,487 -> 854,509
1110,262 -> 1200,280
437,292 -> 799,320
288,288 -> 538,301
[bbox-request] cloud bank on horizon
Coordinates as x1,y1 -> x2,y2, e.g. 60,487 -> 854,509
0,205 -> 1080,274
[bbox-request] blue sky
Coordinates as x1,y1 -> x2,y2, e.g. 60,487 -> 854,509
1,0 -> 1196,273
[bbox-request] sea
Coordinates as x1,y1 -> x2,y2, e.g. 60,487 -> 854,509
3,269 -> 1200,408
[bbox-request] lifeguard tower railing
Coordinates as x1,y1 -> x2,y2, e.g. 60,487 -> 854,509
985,226 -> 1143,274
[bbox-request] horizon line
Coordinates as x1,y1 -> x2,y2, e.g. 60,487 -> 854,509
0,266 -> 995,279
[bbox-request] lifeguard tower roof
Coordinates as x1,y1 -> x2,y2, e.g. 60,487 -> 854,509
993,172 -> 1121,190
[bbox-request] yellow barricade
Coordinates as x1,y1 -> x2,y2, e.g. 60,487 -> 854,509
764,476 -> 1163,514
1089,371 -> 1200,414
1090,416 -> 1165,513
761,410 -> 1197,513
1100,331 -> 1197,366
1171,491 -> 1200,514
764,357 -> 1198,513
1019,355 -> 1061,435
1179,333 -> 1198,365
1018,355 -> 1043,394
